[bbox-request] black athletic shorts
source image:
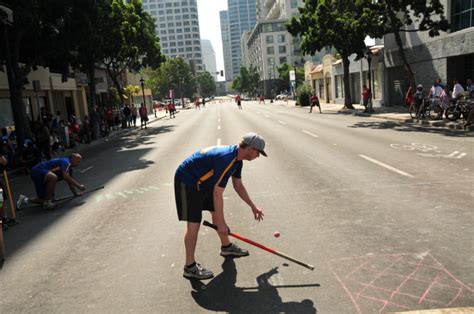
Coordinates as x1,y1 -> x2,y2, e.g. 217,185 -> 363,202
174,176 -> 214,223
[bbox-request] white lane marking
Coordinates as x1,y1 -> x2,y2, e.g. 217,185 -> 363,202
359,155 -> 414,178
217,138 -> 221,146
301,130 -> 319,138
80,166 -> 94,173
217,125 -> 221,130
265,115 -> 270,118
278,120 -> 287,125
218,118 -> 221,122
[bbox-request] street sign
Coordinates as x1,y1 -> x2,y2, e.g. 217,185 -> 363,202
289,70 -> 296,82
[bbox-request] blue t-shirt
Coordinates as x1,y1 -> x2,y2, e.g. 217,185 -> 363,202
176,145 -> 243,191
32,157 -> 71,180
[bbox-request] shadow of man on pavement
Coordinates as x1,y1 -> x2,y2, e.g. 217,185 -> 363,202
189,257 -> 318,313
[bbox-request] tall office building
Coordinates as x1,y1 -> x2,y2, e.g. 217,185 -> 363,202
200,39 -> 217,80
219,11 -> 232,81
141,0 -> 203,73
220,0 -> 257,81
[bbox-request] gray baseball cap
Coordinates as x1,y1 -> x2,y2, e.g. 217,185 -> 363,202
242,132 -> 267,157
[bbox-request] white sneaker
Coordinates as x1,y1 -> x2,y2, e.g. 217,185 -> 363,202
43,200 -> 56,210
16,194 -> 29,209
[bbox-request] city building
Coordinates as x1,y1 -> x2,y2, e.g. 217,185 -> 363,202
243,0 -> 314,98
219,10 -> 232,81
220,0 -> 257,81
200,39 -> 217,80
142,0 -> 204,73
383,0 -> 474,105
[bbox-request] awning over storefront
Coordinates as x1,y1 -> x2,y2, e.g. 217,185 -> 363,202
310,64 -> 323,74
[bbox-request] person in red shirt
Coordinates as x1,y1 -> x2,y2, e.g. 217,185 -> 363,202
105,106 -> 114,131
259,95 -> 265,104
361,85 -> 371,113
139,103 -> 148,129
235,94 -> 242,110
310,94 -> 321,113
167,102 -> 176,119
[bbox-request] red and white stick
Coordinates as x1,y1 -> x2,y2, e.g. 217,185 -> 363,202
203,220 -> 314,271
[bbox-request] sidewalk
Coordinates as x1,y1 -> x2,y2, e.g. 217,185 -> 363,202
4,109 -> 169,181
274,100 -> 473,132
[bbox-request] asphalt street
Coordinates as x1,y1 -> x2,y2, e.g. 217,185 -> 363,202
1,100 -> 473,313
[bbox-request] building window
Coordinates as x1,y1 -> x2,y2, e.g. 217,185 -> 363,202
451,0 -> 474,32
266,35 -> 273,44
291,0 -> 298,8
279,56 -> 287,64
267,47 -> 274,54
278,46 -> 286,54
277,34 -> 286,43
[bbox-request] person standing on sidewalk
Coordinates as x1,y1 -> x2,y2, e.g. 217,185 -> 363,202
175,132 -> 266,280
235,94 -> 242,110
17,153 -> 86,210
131,104 -> 138,127
139,103 -> 148,129
122,105 -> 132,128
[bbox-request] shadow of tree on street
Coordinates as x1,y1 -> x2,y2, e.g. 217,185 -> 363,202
3,123 -> 175,259
189,258 -> 318,313
348,121 -> 472,137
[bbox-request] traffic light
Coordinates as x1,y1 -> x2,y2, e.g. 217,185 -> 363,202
220,70 -> 224,77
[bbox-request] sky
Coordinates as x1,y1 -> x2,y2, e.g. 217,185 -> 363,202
197,0 -> 228,81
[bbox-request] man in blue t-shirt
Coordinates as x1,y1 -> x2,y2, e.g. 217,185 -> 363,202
17,153 -> 86,210
175,132 -> 267,280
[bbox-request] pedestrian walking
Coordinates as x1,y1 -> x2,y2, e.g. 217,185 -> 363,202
235,94 -> 242,110
175,132 -> 266,280
414,84 -> 425,118
131,104 -> 138,127
16,153 -> 86,210
139,103 -> 148,129
361,85 -> 370,113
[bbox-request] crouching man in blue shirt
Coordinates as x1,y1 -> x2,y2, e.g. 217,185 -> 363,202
175,133 -> 266,280
17,153 -> 86,210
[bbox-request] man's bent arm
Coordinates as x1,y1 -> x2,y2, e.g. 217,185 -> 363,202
232,177 -> 264,221
63,172 -> 84,195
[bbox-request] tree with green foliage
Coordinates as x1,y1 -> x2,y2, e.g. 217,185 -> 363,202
232,76 -> 242,94
367,0 -> 449,87
0,0 -> 74,146
288,0 -> 379,108
103,0 -> 163,105
148,58 -> 195,105
276,63 -> 304,94
196,71 -> 216,98
232,66 -> 260,98
60,0 -> 111,112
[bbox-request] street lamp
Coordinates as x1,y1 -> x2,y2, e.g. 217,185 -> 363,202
366,47 -> 374,113
139,77 -> 146,106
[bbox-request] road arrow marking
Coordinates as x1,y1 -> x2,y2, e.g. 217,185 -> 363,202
359,155 -> 414,178
301,130 -> 319,138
